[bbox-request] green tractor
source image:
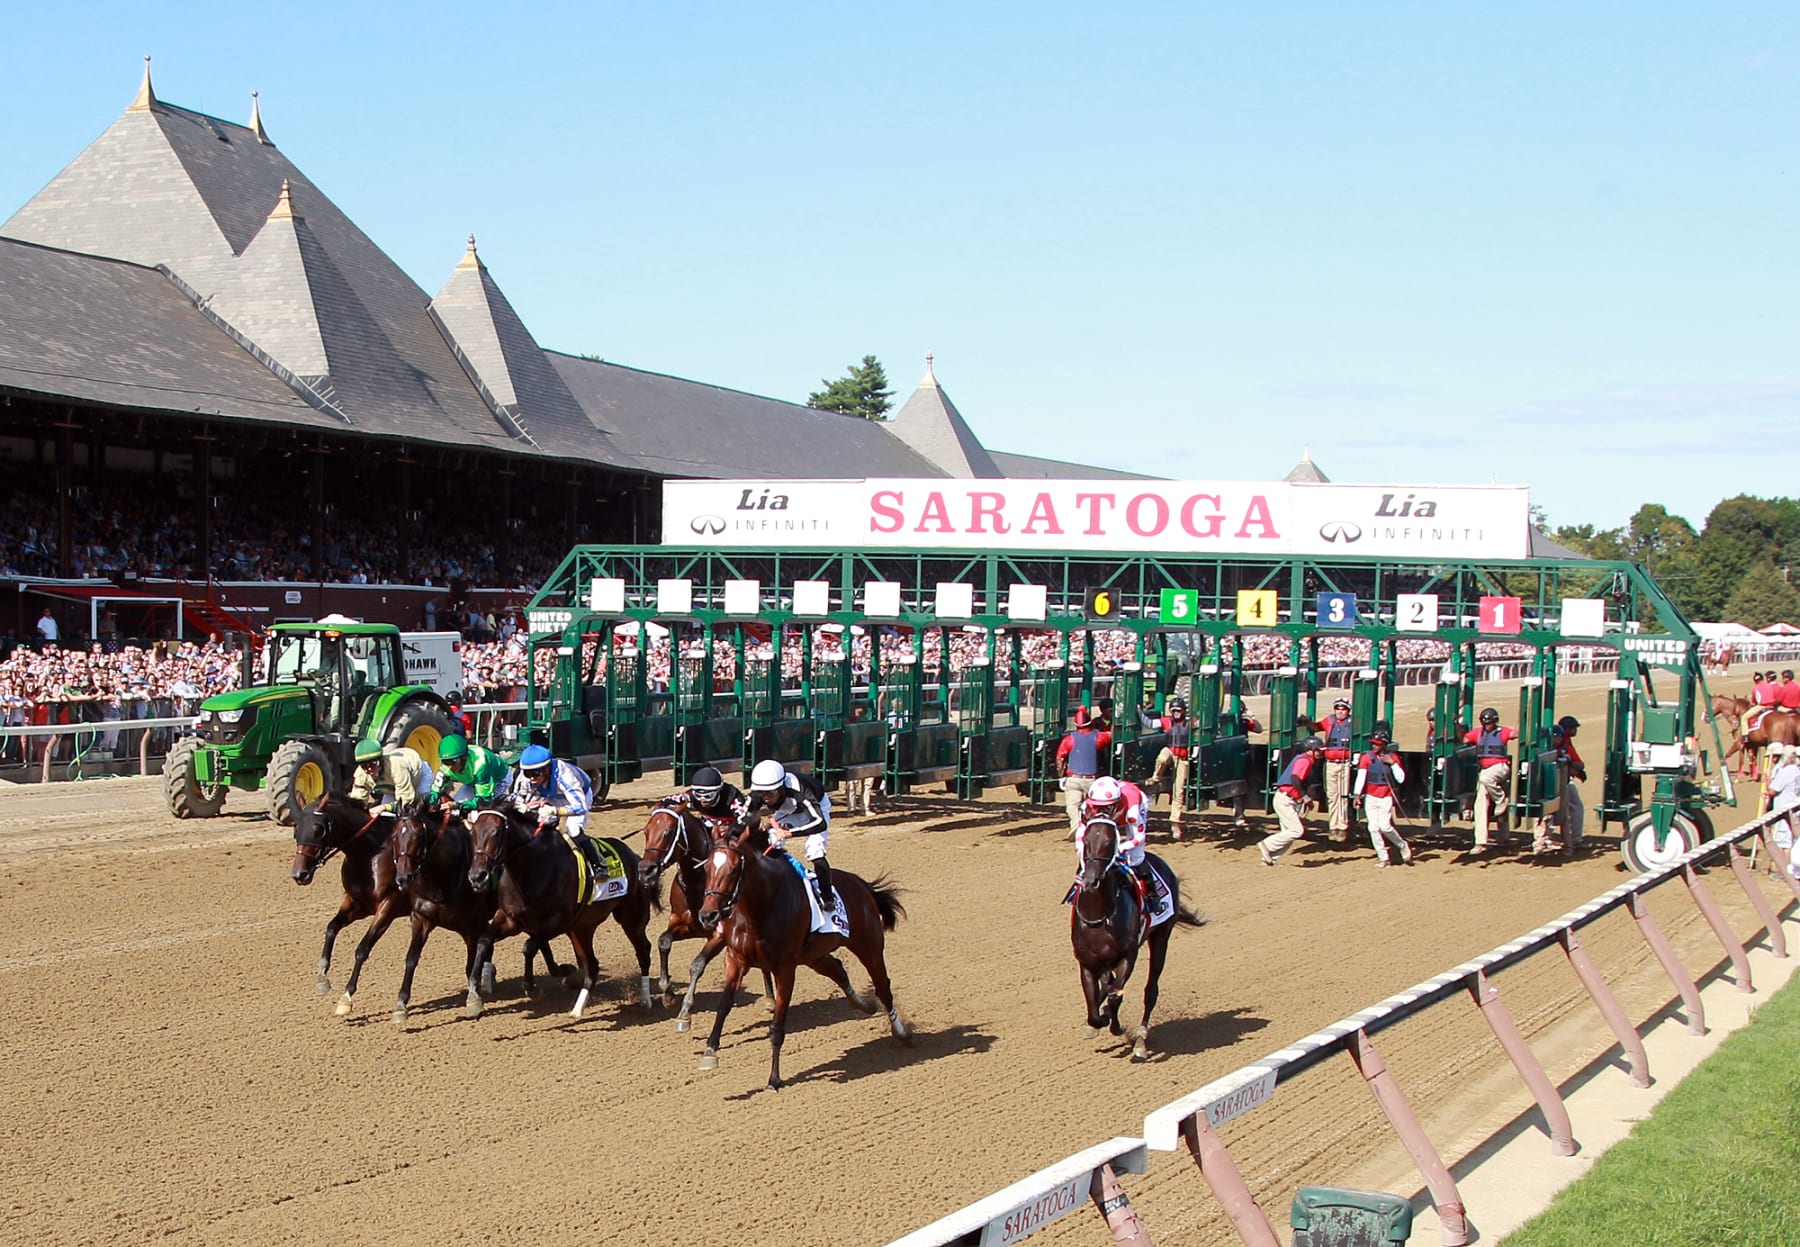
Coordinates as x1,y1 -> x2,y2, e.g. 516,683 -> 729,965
162,621 -> 457,825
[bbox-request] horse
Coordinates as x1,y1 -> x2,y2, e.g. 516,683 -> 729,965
636,801 -> 774,1032
1723,701 -> 1800,780
389,801 -> 566,1024
467,803 -> 657,1019
694,822 -> 911,1090
1071,817 -> 1205,1062
291,792 -> 410,1018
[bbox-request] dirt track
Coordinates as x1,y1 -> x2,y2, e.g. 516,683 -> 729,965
0,674 -> 1784,1247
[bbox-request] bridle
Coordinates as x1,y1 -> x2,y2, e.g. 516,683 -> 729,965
701,839 -> 747,922
1074,820 -> 1128,929
295,798 -> 384,872
642,805 -> 705,877
468,808 -> 531,886
393,806 -> 453,880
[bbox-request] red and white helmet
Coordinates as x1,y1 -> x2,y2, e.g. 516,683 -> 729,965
1085,776 -> 1125,809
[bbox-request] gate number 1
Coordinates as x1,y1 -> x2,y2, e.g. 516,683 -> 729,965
1479,595 -> 1524,635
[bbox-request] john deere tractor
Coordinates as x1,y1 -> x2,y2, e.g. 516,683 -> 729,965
162,621 -> 456,825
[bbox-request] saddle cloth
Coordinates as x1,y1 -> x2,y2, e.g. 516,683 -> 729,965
1746,706 -> 1788,737
783,855 -> 849,936
570,837 -> 630,906
1062,862 -> 1176,929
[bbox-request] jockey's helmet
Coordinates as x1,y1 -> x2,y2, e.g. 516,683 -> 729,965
1479,707 -> 1500,726
1300,735 -> 1324,752
690,765 -> 724,803
749,759 -> 788,793
519,744 -> 553,774
438,734 -> 467,763
1369,729 -> 1390,747
1085,776 -> 1125,809
353,738 -> 383,765
1557,715 -> 1580,734
1333,697 -> 1351,712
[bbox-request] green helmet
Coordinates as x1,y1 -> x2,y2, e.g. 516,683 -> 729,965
438,734 -> 468,762
353,738 -> 383,764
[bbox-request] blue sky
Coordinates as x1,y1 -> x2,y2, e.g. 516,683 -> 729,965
3,2 -> 1795,531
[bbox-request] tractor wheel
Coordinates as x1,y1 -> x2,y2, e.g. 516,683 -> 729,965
382,702 -> 456,769
163,736 -> 226,819
268,739 -> 334,828
1621,809 -> 1704,874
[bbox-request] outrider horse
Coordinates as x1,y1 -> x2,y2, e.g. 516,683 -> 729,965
1071,817 -> 1205,1061
467,803 -> 656,1019
389,802 -> 565,1024
1722,699 -> 1800,780
637,801 -> 774,1031
292,792 -> 409,1018
694,822 -> 911,1090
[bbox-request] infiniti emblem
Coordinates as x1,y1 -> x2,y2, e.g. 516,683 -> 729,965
1318,520 -> 1362,543
690,515 -> 726,536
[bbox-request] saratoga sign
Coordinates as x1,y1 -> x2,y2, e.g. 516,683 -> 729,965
662,479 -> 1531,559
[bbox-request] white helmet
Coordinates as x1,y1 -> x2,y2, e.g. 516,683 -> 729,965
749,759 -> 788,793
1085,776 -> 1124,807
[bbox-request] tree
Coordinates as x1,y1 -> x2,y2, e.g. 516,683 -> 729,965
1550,523 -> 1625,561
1720,559 -> 1800,631
1690,496 -> 1800,619
807,355 -> 893,421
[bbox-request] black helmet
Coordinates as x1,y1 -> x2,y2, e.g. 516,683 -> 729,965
1369,729 -> 1390,746
1300,735 -> 1325,751
1426,708 -> 1437,722
1479,708 -> 1499,725
690,766 -> 724,803
1557,715 -> 1580,733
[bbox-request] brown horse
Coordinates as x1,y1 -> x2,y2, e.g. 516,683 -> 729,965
291,792 -> 409,1018
467,803 -> 657,1019
389,801 -> 565,1024
1724,701 -> 1800,779
636,801 -> 773,1031
694,824 -> 911,1090
1071,818 -> 1205,1061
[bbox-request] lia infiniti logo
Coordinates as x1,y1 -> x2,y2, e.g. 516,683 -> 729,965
1318,521 -> 1362,543
690,515 -> 726,536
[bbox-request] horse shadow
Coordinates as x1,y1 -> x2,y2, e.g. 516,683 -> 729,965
1128,1006 -> 1270,1060
723,1022 -> 998,1099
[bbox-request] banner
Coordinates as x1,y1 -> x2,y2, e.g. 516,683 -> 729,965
661,479 -> 1531,559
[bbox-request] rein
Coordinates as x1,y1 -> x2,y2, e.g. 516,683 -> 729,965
299,805 -> 385,871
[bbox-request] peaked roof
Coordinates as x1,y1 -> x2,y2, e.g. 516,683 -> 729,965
985,450 -> 1157,480
430,237 -> 631,461
1283,450 -> 1330,483
884,356 -> 1001,478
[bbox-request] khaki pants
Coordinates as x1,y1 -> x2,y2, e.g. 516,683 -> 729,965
1474,761 -> 1510,846
1149,748 -> 1191,827
1324,758 -> 1353,833
1260,791 -> 1308,860
844,777 -> 872,815
1064,775 -> 1095,835
1364,793 -> 1409,863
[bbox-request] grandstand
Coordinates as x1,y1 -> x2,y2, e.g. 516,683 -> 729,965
0,62 -> 1139,643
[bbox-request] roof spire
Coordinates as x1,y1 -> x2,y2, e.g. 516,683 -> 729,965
269,179 -> 297,223
249,90 -> 271,143
457,234 -> 482,271
127,56 -> 157,113
922,350 -> 938,388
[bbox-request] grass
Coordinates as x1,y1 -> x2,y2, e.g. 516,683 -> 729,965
1501,972 -> 1800,1246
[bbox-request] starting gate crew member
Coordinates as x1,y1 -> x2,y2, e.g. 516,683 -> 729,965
1075,776 -> 1156,894
1143,697 -> 1193,839
677,765 -> 747,828
349,738 -> 433,814
1545,715 -> 1588,852
430,733 -> 509,809
1779,671 -> 1800,712
1258,736 -> 1324,866
1354,729 -> 1411,867
1321,697 -> 1356,841
1463,708 -> 1517,853
1763,744 -> 1800,874
508,743 -> 594,845
1227,710 -> 1266,828
1056,709 -> 1113,838
747,759 -> 835,909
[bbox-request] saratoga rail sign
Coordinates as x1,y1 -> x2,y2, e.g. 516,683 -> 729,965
663,479 -> 1532,559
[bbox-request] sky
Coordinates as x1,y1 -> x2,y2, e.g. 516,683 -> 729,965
2,2 -> 1796,532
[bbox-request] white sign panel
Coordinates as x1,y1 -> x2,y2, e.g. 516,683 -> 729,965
588,577 -> 626,613
1560,597 -> 1606,637
722,579 -> 761,615
792,579 -> 831,616
979,1173 -> 1089,1247
1395,593 -> 1440,633
935,581 -> 975,618
663,478 -> 1531,559
863,580 -> 902,617
656,578 -> 692,615
1007,583 -> 1048,622
1203,1069 -> 1278,1128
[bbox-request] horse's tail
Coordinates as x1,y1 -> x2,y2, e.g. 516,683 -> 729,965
862,873 -> 907,930
1172,902 -> 1208,929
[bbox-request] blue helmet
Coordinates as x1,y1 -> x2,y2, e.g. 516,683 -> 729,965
519,744 -> 553,772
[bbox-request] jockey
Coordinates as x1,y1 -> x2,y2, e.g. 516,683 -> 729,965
1779,670 -> 1800,712
429,732 -> 509,810
676,764 -> 747,829
1076,775 -> 1155,896
746,759 -> 835,909
507,743 -> 594,848
1753,672 -> 1778,709
348,738 -> 432,816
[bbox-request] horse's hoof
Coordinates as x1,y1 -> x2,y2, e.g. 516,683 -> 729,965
464,997 -> 485,1020
1131,1044 -> 1149,1063
1085,1025 -> 1104,1039
698,1049 -> 718,1071
674,1015 -> 692,1033
392,1009 -> 408,1027
334,993 -> 353,1018
768,1078 -> 783,1092
891,1012 -> 915,1044
849,990 -> 878,1015
523,983 -> 542,1000
314,978 -> 331,996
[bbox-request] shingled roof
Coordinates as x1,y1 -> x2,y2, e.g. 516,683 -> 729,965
885,356 -> 1002,478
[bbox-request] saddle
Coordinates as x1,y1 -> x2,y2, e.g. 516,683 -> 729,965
570,837 -> 629,906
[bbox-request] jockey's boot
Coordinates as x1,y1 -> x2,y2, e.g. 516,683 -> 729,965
812,857 -> 836,910
576,833 -> 604,876
1132,858 -> 1157,900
